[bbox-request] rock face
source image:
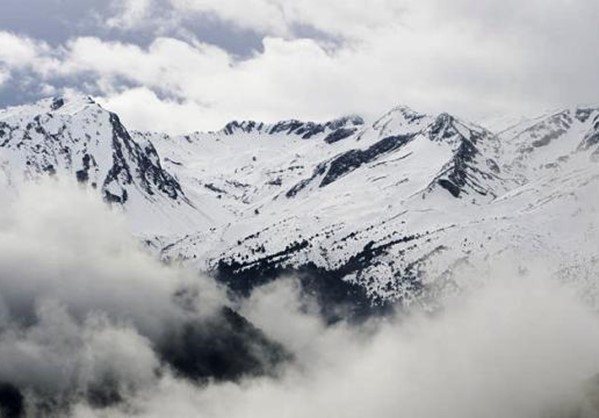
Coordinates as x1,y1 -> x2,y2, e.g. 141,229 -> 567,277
222,115 -> 365,139
0,383 -> 24,418
2,97 -> 599,314
157,306 -> 290,382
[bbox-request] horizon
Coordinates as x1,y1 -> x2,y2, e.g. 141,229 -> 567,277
2,91 -> 599,136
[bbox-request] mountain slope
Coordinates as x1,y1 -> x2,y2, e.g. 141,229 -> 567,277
0,95 -> 210,235
2,96 -> 598,315
153,105 -> 599,312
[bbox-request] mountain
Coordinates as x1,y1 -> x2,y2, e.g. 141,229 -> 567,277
2,96 -> 598,317
0,95 -> 211,235
502,107 -> 599,178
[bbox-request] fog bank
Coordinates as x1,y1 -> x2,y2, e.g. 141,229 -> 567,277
1,179 -> 598,417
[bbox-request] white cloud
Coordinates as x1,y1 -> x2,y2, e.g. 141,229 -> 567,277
56,29 -> 533,132
0,178 -> 235,408
0,32 -> 44,68
64,36 -> 230,88
97,87 -> 222,134
171,0 -> 290,35
107,0 -> 154,29
0,31 -> 59,78
72,275 -> 599,417
0,68 -> 10,87
170,0 -> 404,39
2,1 -> 599,133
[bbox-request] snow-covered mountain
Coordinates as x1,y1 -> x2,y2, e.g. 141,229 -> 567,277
1,95 -> 598,316
0,95 -> 211,235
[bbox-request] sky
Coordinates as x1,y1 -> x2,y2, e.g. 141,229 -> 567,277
0,0 -> 598,134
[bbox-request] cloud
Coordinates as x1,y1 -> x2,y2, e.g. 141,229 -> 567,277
70,274 -> 599,418
105,0 -> 403,40
0,178 -> 219,331
96,87 -> 220,135
0,32 -> 46,69
0,300 -> 159,407
0,68 -> 9,87
1,176 -> 599,418
0,178 -> 285,414
169,0 -> 405,39
56,28 -> 531,132
63,35 -> 231,93
1,1 -> 599,133
170,0 -> 290,36
107,0 -> 154,29
0,31 -> 59,90
56,31 -> 518,131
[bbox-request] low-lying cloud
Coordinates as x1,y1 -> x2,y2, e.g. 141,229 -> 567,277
0,178 -> 285,416
1,178 -> 599,417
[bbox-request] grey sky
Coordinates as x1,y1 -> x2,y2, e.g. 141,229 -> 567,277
0,0 -> 105,44
0,0 -> 598,133
0,0 -> 263,51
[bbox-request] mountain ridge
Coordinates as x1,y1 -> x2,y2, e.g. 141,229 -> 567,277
2,95 -> 598,315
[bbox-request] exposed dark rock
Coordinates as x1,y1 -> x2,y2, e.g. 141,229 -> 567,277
76,154 -> 95,183
0,383 -> 24,418
428,116 -> 498,199
320,135 -> 413,187
102,112 -> 186,203
223,121 -> 265,135
158,307 -> 290,382
324,127 -> 358,144
435,136 -> 481,198
50,97 -> 65,111
43,164 -> 56,176
285,163 -> 327,197
286,134 -> 413,197
428,113 -> 459,141
580,125 -> 599,152
104,188 -> 128,204
575,107 -> 595,123
438,179 -> 461,197
222,116 -> 364,140
204,183 -> 227,194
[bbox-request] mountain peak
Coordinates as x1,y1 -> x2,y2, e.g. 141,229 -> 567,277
390,104 -> 426,116
0,95 -> 205,234
0,94 -> 101,121
49,94 -> 97,110
44,94 -> 100,115
367,105 -> 431,140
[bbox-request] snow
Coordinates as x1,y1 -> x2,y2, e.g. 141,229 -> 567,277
2,95 -> 599,308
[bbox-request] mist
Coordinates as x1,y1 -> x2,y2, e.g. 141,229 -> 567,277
1,178 -> 599,417
68,275 -> 599,418
0,178 -> 286,415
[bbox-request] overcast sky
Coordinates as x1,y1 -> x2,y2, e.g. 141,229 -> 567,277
0,0 -> 598,133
